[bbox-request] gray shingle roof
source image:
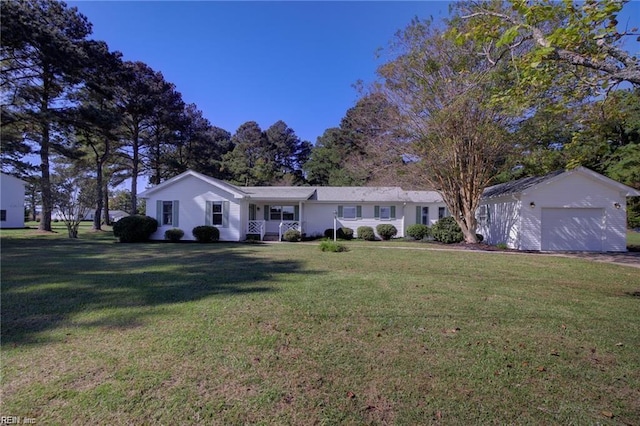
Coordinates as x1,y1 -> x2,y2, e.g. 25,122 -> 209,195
312,186 -> 407,202
241,186 -> 316,200
482,170 -> 564,199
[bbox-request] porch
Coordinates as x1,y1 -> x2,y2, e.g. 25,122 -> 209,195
246,220 -> 302,241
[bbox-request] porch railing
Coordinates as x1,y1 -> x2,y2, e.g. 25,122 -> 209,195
247,220 -> 266,240
278,221 -> 300,241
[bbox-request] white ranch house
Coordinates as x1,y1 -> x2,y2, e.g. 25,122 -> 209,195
138,170 -> 449,242
0,172 -> 26,229
139,167 -> 639,252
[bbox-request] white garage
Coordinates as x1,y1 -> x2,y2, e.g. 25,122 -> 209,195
478,167 -> 640,252
541,208 -> 604,251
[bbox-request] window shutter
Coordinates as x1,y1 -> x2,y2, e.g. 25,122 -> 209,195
337,205 -> 343,218
222,201 -> 230,228
374,206 -> 380,219
416,206 -> 421,224
487,205 -> 491,224
172,200 -> 179,227
356,205 -> 362,219
294,205 -> 300,221
205,201 -> 212,226
156,200 -> 162,223
390,206 -> 396,219
264,205 -> 270,221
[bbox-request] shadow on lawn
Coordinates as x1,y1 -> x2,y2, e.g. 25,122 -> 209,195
1,238 -> 313,345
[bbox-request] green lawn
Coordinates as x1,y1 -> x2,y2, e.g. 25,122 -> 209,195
1,225 -> 639,424
627,229 -> 640,248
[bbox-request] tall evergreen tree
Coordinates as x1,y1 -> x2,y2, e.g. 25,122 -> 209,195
1,0 -> 93,231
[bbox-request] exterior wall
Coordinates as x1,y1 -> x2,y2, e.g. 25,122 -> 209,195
304,203 -> 404,238
477,197 -> 522,249
407,202 -> 451,227
521,173 -> 628,251
301,202 -> 446,238
145,175 -> 243,241
0,173 -> 25,229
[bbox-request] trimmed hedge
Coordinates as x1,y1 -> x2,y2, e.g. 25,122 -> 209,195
340,227 -> 354,240
357,226 -> 376,241
283,229 -> 301,242
431,216 -> 464,244
113,215 -> 158,243
164,228 -> 184,242
376,224 -> 398,241
324,227 -> 354,240
406,224 -> 430,240
192,225 -> 220,243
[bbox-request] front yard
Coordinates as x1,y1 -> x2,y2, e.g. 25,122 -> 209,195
1,225 -> 639,424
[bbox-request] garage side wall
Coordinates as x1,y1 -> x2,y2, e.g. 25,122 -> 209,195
523,173 -> 627,252
478,197 -> 521,249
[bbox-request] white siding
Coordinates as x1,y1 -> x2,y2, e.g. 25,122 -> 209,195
407,203 -> 450,227
477,197 -> 522,249
0,173 -> 26,229
145,175 -> 243,241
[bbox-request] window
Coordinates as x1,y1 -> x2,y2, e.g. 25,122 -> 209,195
270,205 -> 282,221
421,207 -> 429,225
268,205 -> 297,221
206,200 -> 229,228
156,200 -> 179,227
374,205 -> 395,220
212,202 -> 223,225
337,205 -> 361,220
342,206 -> 357,220
438,207 -> 448,220
282,206 -> 295,221
477,205 -> 489,225
0,210 -> 6,221
162,201 -> 173,225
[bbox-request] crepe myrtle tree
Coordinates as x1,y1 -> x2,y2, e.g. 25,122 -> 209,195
377,18 -> 512,243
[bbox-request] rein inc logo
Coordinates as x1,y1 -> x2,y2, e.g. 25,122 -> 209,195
0,417 -> 36,424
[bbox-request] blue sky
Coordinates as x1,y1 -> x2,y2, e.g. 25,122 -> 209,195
68,1 -> 452,143
68,1 -> 639,145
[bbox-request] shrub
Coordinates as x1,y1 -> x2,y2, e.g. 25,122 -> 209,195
357,226 -> 376,241
431,216 -> 464,244
406,224 -> 430,240
283,229 -> 301,242
376,224 -> 398,241
192,225 -> 220,243
319,240 -> 348,252
113,215 -> 158,243
324,227 -> 353,240
496,242 -> 508,250
164,228 -> 184,242
340,227 -> 354,240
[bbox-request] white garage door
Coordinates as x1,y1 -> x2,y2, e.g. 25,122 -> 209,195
541,208 -> 604,251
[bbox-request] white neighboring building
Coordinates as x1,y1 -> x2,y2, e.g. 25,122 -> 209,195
477,167 -> 640,252
0,172 -> 26,229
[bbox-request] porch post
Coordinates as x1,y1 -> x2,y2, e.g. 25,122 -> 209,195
298,201 -> 303,234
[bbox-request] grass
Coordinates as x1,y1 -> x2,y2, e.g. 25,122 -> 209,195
627,230 -> 640,249
2,224 -> 639,424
